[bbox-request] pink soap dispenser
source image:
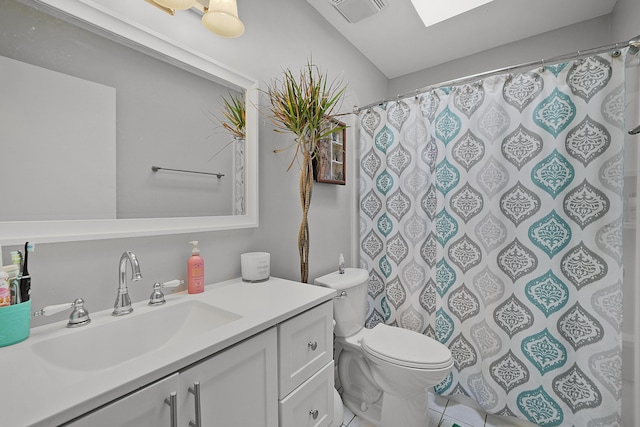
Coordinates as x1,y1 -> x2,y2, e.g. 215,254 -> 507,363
187,241 -> 204,294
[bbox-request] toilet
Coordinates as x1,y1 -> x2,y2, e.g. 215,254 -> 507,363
315,268 -> 454,427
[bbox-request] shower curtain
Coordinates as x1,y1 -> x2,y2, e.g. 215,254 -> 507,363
358,50 -> 628,426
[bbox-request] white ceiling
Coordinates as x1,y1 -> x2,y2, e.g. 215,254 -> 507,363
306,0 -> 619,79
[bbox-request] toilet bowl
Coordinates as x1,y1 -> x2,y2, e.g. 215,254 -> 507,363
315,268 -> 453,427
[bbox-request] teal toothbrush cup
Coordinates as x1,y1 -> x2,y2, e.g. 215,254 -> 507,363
0,300 -> 31,347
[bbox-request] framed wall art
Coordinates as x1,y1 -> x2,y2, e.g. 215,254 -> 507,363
314,118 -> 346,185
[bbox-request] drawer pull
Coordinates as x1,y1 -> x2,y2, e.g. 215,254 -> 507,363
188,381 -> 202,427
308,341 -> 318,351
164,392 -> 178,427
309,409 -> 319,420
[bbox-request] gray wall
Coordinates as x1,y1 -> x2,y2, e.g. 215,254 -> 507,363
388,15 -> 614,98
388,1 -> 639,98
612,0 -> 640,42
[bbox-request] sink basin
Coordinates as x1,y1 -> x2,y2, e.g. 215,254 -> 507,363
31,300 -> 241,372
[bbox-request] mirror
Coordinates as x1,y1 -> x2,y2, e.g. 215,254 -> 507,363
0,0 -> 258,244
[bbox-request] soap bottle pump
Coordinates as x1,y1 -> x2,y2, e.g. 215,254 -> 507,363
187,241 -> 204,294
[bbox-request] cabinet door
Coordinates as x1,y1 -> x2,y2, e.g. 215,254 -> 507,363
179,327 -> 278,427
64,373 -> 180,427
278,301 -> 333,398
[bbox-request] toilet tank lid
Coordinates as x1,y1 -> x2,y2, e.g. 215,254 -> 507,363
314,268 -> 369,290
361,323 -> 453,369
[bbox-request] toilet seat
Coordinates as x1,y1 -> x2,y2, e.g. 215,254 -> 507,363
361,324 -> 453,369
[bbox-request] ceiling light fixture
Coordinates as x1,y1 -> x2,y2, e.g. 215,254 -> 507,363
154,0 -> 197,10
146,0 -> 245,38
202,0 -> 245,38
410,0 -> 495,28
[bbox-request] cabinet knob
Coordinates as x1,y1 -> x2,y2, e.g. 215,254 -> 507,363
309,409 -> 319,420
308,341 -> 318,351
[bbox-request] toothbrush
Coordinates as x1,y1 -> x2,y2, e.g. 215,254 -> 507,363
19,242 -> 34,302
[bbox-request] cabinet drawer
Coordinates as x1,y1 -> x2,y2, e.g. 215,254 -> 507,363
279,361 -> 334,427
278,301 -> 333,397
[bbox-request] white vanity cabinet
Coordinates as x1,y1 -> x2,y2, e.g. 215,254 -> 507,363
62,300 -> 336,427
278,301 -> 334,427
0,277 -> 337,427
66,328 -> 278,427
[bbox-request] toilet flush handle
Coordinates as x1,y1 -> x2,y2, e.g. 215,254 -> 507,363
335,291 -> 347,299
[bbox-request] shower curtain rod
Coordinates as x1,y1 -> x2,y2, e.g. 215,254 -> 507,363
354,35 -> 640,113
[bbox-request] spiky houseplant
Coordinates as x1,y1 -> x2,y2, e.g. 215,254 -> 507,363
266,62 -> 346,283
208,92 -> 246,162
219,92 -> 246,139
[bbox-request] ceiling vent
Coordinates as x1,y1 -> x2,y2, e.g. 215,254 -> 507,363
330,0 -> 387,23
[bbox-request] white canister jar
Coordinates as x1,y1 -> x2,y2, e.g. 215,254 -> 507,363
241,252 -> 270,282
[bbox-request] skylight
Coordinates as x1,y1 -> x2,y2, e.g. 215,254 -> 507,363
410,0 -> 495,28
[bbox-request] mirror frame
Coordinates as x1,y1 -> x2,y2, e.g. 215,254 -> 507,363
1,0 -> 259,245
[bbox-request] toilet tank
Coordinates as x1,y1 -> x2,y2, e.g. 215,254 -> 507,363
314,268 -> 369,338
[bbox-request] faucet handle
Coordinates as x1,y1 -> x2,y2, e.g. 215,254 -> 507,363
34,298 -> 91,328
34,302 -> 73,317
149,280 -> 184,306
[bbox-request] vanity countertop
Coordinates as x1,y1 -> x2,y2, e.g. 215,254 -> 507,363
0,277 -> 335,427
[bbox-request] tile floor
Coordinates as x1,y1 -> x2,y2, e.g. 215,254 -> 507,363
340,392 -> 536,427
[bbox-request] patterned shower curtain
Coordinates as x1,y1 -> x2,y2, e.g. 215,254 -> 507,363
358,50 -> 628,426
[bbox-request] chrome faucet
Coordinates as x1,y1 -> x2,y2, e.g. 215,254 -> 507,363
113,251 -> 143,316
